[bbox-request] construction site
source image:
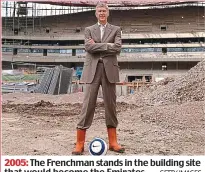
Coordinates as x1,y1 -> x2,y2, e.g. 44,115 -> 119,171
1,0 -> 205,155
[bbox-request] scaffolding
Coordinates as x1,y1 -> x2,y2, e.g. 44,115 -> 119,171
2,2 -> 40,46
1,1 -> 94,45
1,1 -> 204,58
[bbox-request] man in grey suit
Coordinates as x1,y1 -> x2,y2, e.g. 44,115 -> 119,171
72,2 -> 125,155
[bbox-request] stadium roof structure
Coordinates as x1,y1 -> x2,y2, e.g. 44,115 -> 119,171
32,0 -> 205,6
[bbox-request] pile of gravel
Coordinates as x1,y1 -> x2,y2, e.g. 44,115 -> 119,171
123,60 -> 205,106
148,60 -> 205,105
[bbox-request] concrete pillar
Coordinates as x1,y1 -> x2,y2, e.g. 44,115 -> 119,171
116,85 -> 122,97
72,49 -> 76,56
13,48 -> 18,55
122,85 -> 128,96
43,49 -> 47,56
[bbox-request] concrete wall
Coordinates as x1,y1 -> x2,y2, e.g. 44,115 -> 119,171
119,61 -> 197,70
68,84 -> 128,97
118,61 -> 198,81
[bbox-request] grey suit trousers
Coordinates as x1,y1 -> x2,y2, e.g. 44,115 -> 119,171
77,62 -> 118,129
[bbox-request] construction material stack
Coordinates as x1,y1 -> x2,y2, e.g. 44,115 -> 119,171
34,66 -> 73,95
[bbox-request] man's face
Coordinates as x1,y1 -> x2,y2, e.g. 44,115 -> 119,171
96,7 -> 109,24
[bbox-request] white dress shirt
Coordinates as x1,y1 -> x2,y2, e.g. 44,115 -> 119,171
98,22 -> 107,41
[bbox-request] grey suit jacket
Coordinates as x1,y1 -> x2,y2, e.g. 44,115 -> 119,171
80,23 -> 122,83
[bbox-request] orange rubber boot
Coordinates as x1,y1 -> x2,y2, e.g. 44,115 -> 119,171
107,128 -> 125,153
72,129 -> 86,155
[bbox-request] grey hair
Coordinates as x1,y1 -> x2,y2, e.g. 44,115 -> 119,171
96,2 -> 109,10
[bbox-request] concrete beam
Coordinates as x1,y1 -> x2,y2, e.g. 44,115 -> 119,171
2,52 -> 204,62
2,43 -> 205,49
2,32 -> 205,41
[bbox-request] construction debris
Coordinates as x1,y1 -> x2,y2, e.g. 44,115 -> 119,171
2,82 -> 36,93
147,59 -> 205,104
2,60 -> 205,155
34,66 -> 73,95
121,60 -> 205,106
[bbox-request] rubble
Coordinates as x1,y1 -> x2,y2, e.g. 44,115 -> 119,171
148,60 -> 205,105
122,60 -> 205,106
2,60 -> 205,155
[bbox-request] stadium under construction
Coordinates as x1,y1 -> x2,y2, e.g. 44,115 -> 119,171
2,0 -> 205,84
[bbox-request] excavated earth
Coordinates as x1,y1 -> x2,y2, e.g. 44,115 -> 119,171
2,60 -> 205,155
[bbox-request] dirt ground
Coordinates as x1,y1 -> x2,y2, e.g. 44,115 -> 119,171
2,59 -> 205,155
2,92 -> 205,155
